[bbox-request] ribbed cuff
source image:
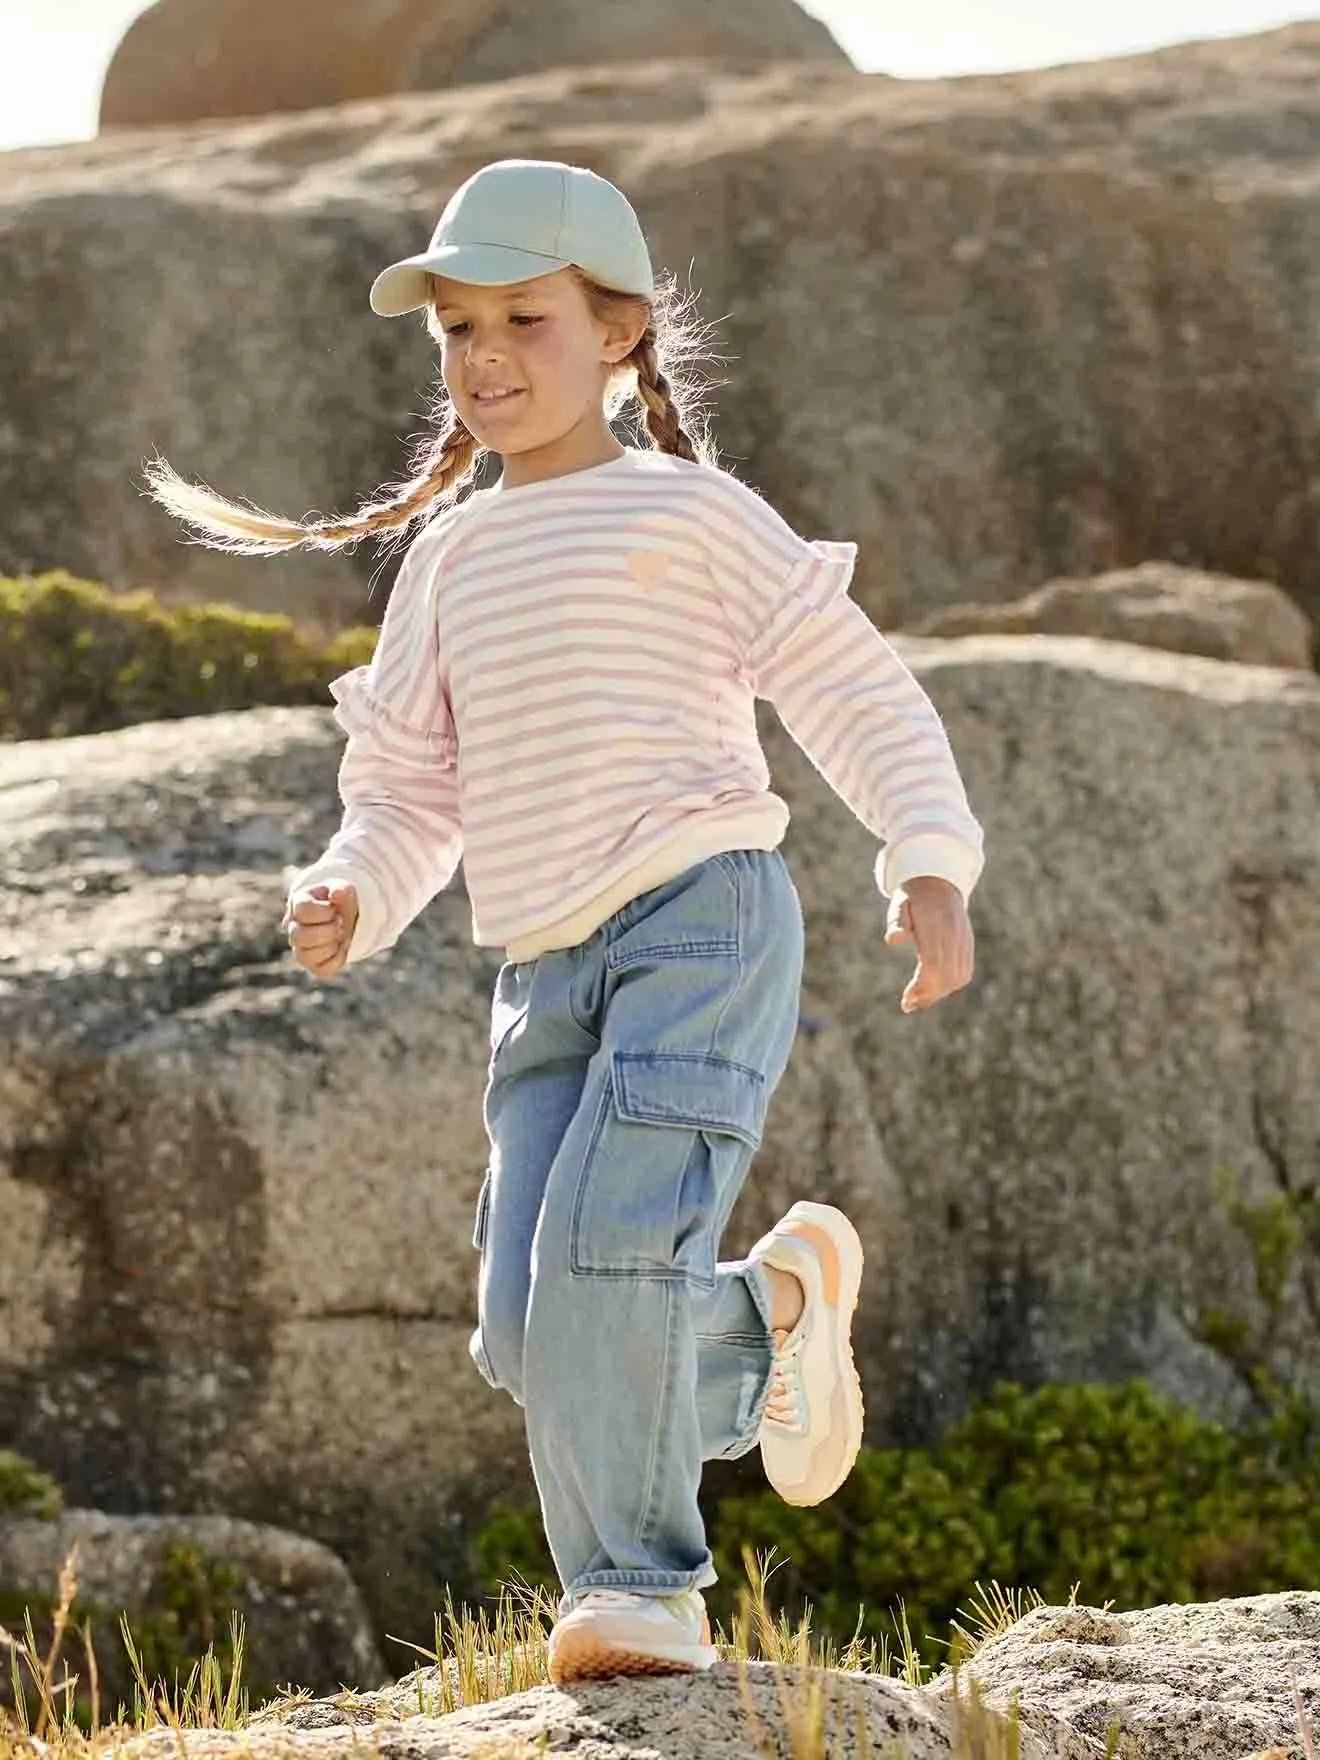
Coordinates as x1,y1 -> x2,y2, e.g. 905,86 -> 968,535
876,831 -> 984,903
284,860 -> 391,966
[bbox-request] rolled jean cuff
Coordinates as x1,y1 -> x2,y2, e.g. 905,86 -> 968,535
567,1560 -> 718,1605
722,1257 -> 780,1458
740,1256 -> 778,1341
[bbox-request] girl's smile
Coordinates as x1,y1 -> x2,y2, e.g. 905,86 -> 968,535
431,267 -> 648,490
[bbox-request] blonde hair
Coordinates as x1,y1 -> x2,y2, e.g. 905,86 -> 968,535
141,265 -> 725,563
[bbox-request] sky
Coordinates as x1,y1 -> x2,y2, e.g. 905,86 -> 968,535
0,0 -> 1314,156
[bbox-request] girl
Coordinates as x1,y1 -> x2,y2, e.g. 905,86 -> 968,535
143,157 -> 984,1685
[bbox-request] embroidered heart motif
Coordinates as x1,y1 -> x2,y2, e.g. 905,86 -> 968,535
626,549 -> 670,593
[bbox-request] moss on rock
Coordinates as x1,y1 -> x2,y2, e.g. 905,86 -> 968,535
0,1451 -> 62,1521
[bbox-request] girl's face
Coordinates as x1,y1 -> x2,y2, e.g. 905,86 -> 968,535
432,268 -> 642,460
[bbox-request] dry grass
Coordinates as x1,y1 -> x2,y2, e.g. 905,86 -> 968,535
0,1538 -> 1314,1760
0,1542 -> 249,1746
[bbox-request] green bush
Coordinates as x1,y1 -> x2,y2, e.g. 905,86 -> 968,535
711,1378 -> 1319,1669
0,570 -> 377,740
123,1539 -> 247,1712
467,1378 -> 1320,1671
0,1449 -> 62,1520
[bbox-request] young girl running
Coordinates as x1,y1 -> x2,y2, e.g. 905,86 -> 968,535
144,157 -> 984,1686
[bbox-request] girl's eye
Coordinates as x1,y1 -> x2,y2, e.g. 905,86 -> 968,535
443,315 -> 541,336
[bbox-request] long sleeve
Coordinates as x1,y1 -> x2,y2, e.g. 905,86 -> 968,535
702,471 -> 985,906
286,530 -> 464,964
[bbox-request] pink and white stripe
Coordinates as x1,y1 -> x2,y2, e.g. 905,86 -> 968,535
288,448 -> 985,964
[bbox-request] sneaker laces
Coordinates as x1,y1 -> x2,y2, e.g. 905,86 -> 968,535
763,1324 -> 807,1433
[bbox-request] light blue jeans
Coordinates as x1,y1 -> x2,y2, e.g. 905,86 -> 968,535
468,847 -> 805,1608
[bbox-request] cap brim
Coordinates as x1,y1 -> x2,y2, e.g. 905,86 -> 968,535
369,242 -> 574,316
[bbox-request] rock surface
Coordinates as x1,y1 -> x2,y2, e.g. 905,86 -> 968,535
99,0 -> 851,130
0,1509 -> 385,1699
254,1652 -> 1069,1758
2,27 -> 1319,641
2,634 -> 1317,1655
120,1659 -> 1066,1759
927,1590 -> 1320,1759
105,1590 -> 1320,1758
904,561 -> 1316,670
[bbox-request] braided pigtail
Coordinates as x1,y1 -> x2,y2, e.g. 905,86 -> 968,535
141,386 -> 485,559
142,262 -> 724,559
630,332 -> 701,461
573,265 -> 725,469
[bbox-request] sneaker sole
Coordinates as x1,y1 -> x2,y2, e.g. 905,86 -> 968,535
547,1627 -> 717,1683
762,1201 -> 866,1506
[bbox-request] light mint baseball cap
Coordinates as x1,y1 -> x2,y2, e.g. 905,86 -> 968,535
369,157 -> 656,316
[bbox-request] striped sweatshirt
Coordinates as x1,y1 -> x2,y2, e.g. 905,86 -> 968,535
287,445 -> 986,965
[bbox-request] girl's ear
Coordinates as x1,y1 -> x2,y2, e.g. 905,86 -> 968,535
601,311 -> 648,365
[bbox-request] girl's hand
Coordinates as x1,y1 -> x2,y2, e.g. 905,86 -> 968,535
282,882 -> 359,979
883,875 -> 975,1013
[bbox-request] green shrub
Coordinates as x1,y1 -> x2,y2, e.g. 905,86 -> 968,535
467,1378 -> 1320,1672
0,570 -> 377,740
0,1450 -> 62,1521
711,1378 -> 1320,1669
124,1538 -> 247,1711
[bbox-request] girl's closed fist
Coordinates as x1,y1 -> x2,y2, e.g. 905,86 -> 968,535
283,882 -> 358,979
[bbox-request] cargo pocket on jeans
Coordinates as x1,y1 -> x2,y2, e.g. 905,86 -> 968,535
569,1049 -> 766,1287
472,1168 -> 492,1252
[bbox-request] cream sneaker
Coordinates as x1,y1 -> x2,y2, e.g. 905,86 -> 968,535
547,1587 -> 718,1684
747,1201 -> 865,1505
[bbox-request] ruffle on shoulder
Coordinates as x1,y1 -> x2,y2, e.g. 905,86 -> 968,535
739,538 -> 859,686
328,665 -> 458,766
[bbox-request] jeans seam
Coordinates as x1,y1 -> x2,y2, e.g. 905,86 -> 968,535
567,1079 -> 613,1278
469,1324 -> 498,1391
706,855 -> 743,1056
488,1001 -> 529,1071
712,850 -> 741,891
566,942 -> 601,1037
636,1277 -> 675,1557
472,1168 -> 492,1252
606,939 -> 739,969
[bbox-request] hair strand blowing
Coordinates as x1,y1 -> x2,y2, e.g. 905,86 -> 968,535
140,264 -> 724,563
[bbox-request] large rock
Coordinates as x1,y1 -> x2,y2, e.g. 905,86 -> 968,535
904,561 -> 1316,670
128,1658 -> 1072,1759
2,635 -> 1317,1653
99,0 -> 851,131
247,1647 -> 1070,1757
0,1510 -> 385,1700
2,27 -> 1319,642
115,1590 -> 1320,1758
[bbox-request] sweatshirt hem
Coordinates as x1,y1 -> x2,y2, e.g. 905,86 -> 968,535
496,803 -> 790,962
